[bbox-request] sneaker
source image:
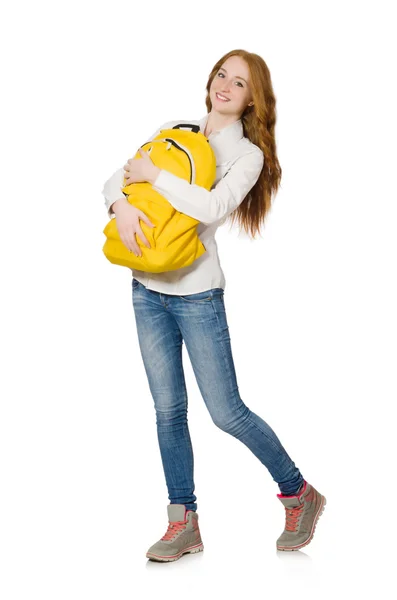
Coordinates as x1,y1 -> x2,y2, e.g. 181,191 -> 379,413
276,480 -> 326,551
146,504 -> 204,562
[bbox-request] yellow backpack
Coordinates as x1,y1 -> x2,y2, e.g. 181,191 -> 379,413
102,123 -> 216,272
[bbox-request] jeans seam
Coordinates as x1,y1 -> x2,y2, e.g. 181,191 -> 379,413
246,413 -> 286,459
209,294 -> 233,384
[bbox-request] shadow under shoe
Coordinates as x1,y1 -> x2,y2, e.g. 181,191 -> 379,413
146,504 -> 204,562
276,480 -> 326,551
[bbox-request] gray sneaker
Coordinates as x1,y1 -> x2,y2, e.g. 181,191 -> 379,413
146,504 -> 204,562
276,480 -> 326,551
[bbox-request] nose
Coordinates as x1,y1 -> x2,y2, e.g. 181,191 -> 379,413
217,87 -> 231,99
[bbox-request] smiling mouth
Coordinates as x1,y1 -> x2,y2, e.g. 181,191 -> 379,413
216,92 -> 230,102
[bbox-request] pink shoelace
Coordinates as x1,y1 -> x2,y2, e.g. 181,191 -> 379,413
284,505 -> 304,531
161,520 -> 187,541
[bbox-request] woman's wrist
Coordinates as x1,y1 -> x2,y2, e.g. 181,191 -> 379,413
111,196 -> 128,214
148,166 -> 161,185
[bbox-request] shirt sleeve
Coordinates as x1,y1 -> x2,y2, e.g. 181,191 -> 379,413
102,167 -> 125,219
101,120 -> 177,218
151,148 -> 264,225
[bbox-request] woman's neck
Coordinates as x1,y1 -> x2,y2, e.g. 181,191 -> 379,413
204,111 -> 241,137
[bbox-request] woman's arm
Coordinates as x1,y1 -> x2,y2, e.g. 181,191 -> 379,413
151,148 -> 264,225
102,123 -> 264,226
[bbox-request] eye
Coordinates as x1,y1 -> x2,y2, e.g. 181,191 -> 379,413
217,72 -> 244,87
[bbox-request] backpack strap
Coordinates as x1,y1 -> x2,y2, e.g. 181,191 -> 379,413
171,124 -> 200,134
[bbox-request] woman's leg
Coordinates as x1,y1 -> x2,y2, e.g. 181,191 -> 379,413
132,279 -> 197,511
168,287 -> 304,496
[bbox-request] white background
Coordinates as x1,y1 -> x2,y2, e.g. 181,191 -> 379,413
1,0 -> 396,597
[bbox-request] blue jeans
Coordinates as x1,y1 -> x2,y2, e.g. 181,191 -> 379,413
132,278 -> 304,512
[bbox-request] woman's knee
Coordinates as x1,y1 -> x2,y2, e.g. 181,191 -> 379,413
209,399 -> 250,434
154,403 -> 188,427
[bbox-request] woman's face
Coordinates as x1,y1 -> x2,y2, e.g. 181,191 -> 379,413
209,55 -> 253,117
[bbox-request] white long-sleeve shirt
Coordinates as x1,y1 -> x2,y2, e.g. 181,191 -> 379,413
101,113 -> 264,295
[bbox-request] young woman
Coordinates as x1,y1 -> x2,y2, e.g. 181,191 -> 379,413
102,49 -> 326,562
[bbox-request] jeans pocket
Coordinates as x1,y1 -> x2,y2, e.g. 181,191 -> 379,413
132,278 -> 141,290
179,289 -> 213,303
179,287 -> 223,303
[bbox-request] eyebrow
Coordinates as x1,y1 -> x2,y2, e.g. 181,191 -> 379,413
219,67 -> 248,85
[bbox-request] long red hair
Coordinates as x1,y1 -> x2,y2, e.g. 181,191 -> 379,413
204,49 -> 282,239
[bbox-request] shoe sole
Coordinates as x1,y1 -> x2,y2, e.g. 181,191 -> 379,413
277,495 -> 327,552
146,542 -> 204,562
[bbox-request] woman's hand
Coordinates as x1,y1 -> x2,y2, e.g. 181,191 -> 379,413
112,197 -> 155,256
123,148 -> 161,185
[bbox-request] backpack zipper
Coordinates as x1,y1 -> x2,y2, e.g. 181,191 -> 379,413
140,138 -> 196,184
